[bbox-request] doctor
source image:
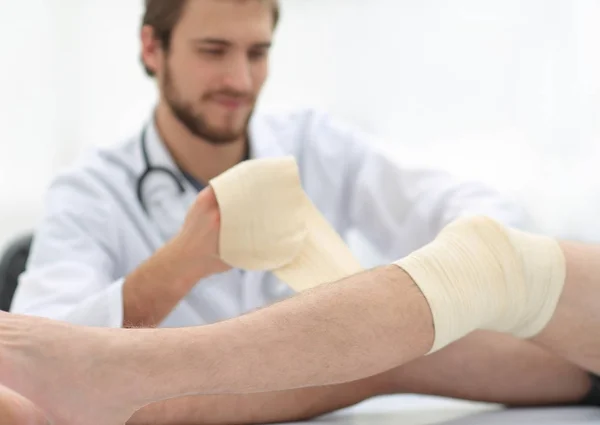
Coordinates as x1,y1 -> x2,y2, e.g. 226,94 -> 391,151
10,0 -> 597,424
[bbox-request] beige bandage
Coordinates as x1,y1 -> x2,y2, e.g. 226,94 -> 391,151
209,157 -> 363,292
211,159 -> 566,354
394,216 -> 567,353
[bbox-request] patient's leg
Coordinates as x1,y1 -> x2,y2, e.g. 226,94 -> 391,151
531,241 -> 600,373
1,218 -> 600,425
0,384 -> 47,425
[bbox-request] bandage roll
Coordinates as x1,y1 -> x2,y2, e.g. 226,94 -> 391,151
210,157 -> 362,292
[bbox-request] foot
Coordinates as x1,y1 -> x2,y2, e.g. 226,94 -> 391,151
0,384 -> 48,425
0,312 -> 145,425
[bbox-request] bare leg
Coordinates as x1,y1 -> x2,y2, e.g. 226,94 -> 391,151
127,376 -> 385,425
387,331 -> 592,406
128,331 -> 592,425
0,384 -> 47,425
531,241 -> 600,374
138,249 -> 599,400
0,266 -> 431,425
0,240 -> 600,424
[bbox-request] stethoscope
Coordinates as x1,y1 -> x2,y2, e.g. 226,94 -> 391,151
133,124 -> 292,302
136,125 -> 186,213
135,125 -> 251,214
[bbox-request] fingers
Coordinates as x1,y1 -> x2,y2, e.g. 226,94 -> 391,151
197,185 -> 219,209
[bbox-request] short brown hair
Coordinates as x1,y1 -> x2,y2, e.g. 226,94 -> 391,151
141,0 -> 280,77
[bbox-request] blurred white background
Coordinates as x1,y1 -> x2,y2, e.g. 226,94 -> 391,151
1,0 -> 599,252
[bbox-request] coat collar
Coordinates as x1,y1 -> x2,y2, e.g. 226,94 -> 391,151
138,111 -> 287,241
142,110 -> 287,175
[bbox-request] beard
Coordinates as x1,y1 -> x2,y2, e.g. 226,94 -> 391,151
162,62 -> 254,145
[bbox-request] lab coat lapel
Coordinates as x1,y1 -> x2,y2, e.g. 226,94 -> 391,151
247,113 -> 288,159
139,112 -> 288,244
140,120 -> 198,243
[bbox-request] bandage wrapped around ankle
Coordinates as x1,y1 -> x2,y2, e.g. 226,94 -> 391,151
394,216 -> 567,353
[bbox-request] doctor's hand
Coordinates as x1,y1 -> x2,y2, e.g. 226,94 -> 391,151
123,186 -> 231,328
174,186 -> 232,277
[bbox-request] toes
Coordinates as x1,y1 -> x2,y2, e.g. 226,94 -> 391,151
0,384 -> 48,425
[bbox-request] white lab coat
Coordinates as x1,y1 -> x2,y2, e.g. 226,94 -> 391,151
11,109 -> 529,328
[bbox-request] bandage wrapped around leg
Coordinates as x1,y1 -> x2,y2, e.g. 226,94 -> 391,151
211,158 -> 566,353
394,216 -> 567,353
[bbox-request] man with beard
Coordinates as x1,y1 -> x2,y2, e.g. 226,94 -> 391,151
8,0 -> 599,424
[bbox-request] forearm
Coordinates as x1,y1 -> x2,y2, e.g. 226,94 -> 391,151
123,238 -> 210,328
128,376 -> 385,425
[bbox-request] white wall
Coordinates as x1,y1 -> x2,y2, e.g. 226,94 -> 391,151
1,0 -> 600,251
0,0 -> 61,247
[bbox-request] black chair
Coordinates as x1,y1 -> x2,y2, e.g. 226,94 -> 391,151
0,233 -> 33,312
